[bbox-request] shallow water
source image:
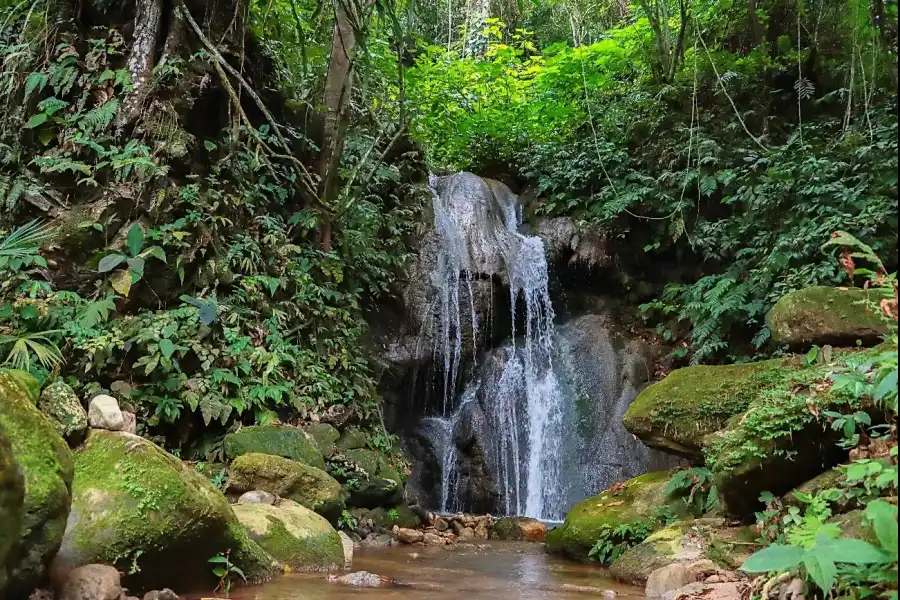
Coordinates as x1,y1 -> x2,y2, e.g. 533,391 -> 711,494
206,542 -> 643,600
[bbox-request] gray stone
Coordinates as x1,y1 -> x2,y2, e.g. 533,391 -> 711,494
87,395 -> 124,431
143,590 -> 179,600
237,490 -> 276,505
59,564 -> 122,600
121,411 -> 137,435
338,532 -> 354,568
37,382 -> 88,444
330,571 -> 391,587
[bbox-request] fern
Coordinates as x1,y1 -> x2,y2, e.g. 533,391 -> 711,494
78,99 -> 119,134
77,296 -> 116,328
31,155 -> 93,176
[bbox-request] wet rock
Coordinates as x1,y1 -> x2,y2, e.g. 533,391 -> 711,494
457,527 -> 476,542
224,425 -> 325,469
121,411 -> 137,435
58,564 -> 121,600
536,216 -> 612,270
142,589 -> 179,600
0,427 -> 25,596
37,382 -> 88,445
662,582 -> 743,600
227,453 -> 344,520
547,472 -> 684,561
474,520 -> 489,539
338,532 -> 354,567
87,395 -> 124,431
52,431 -> 277,591
237,490 -> 277,505
423,533 -> 445,546
767,286 -> 888,348
601,591 -> 618,600
645,560 -> 718,598
233,500 -> 344,571
335,428 -> 368,452
434,518 -> 449,532
491,517 -> 546,541
304,424 -> 340,459
0,370 -> 74,595
330,571 -> 392,587
396,528 -> 424,544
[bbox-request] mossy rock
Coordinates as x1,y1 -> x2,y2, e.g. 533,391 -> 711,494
767,286 -> 889,349
224,425 -> 325,470
343,448 -> 381,477
545,471 -> 682,561
37,381 -> 88,445
0,426 -> 25,596
828,509 -> 878,543
335,427 -> 368,452
609,519 -> 754,584
783,468 -> 847,508
228,453 -> 345,521
304,424 -> 340,459
52,431 -> 278,592
341,448 -> 403,509
232,500 -> 344,571
0,369 -> 74,595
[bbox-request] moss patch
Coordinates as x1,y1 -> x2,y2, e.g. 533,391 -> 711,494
304,424 -> 340,459
54,431 -> 277,592
228,453 -> 345,520
0,369 -> 73,595
224,426 -> 325,469
0,426 -> 25,596
232,501 -> 343,571
335,427 -> 368,452
545,471 -> 683,561
37,381 -> 88,445
623,359 -> 791,460
767,286 -> 889,348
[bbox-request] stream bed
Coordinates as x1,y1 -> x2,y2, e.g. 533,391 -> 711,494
201,542 -> 643,600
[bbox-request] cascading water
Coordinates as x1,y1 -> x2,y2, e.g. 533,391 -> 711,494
423,172 -> 566,520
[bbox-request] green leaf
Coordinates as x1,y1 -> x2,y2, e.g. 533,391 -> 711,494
866,499 -> 898,554
126,223 -> 144,257
815,537 -> 894,564
24,113 -> 48,129
127,257 -> 145,279
211,567 -> 227,578
98,253 -> 126,273
208,555 -> 229,565
741,544 -> 806,572
204,140 -> 218,151
875,369 -> 898,401
803,554 -> 836,593
140,245 -> 167,263
158,338 -> 176,360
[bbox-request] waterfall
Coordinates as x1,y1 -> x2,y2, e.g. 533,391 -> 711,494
423,172 -> 566,520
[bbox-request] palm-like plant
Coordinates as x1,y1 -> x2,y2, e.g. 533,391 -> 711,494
0,220 -> 62,371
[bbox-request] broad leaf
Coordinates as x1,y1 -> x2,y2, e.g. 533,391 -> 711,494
126,223 -> 144,257
741,544 -> 805,572
110,269 -> 133,297
158,338 -> 176,360
140,245 -> 167,263
98,253 -> 126,273
866,499 -> 899,554
815,537 -> 894,564
803,554 -> 836,594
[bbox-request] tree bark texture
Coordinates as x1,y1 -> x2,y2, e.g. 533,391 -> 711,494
118,0 -> 164,128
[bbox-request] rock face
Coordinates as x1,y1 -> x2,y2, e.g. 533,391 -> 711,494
232,500 -> 344,571
338,532 -> 354,567
53,431 -> 276,591
37,382 -> 88,445
224,425 -> 325,470
645,560 -> 718,598
490,517 -> 547,541
228,453 -> 345,519
0,369 -> 74,595
623,360 -> 786,461
58,564 -> 122,600
768,286 -> 889,348
536,216 -> 612,270
0,426 -> 25,596
341,448 -> 404,508
545,471 -> 681,561
304,424 -> 340,458
87,395 -> 124,431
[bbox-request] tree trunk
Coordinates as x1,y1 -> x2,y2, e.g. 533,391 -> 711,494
748,0 -> 763,48
317,0 -> 364,251
667,0 -> 689,81
118,0 -> 164,128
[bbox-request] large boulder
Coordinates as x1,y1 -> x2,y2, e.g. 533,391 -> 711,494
304,424 -> 340,459
52,431 -> 277,591
767,286 -> 889,348
0,369 -> 74,595
623,360 -> 787,461
232,500 -> 344,571
224,425 -> 325,470
610,519 -> 755,585
491,517 -> 547,541
0,427 -> 25,596
335,427 -> 368,452
342,448 -> 403,508
37,382 -> 88,445
228,453 -> 345,520
545,471 -> 681,561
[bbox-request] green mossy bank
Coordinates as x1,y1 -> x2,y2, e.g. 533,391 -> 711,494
224,426 -> 326,470
53,430 -> 277,591
0,370 -> 73,595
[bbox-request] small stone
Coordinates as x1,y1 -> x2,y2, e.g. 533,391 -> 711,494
474,521 -> 489,539
339,531 -> 354,568
87,395 -> 124,431
663,583 -> 743,600
237,490 -> 276,505
37,382 -> 88,444
705,575 -> 722,584
458,527 -> 476,542
423,532 -> 445,546
330,571 -> 392,588
601,591 -> 618,600
435,518 -> 449,532
59,564 -> 122,600
121,411 -> 137,434
143,590 -> 179,600
396,528 -> 424,544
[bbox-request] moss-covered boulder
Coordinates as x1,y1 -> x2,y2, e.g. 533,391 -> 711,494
37,381 -> 88,445
228,453 -> 345,520
52,431 -> 278,592
335,427 -> 367,452
304,424 -> 340,459
0,369 -> 74,595
224,425 -> 325,470
491,517 -> 547,541
0,427 -> 25,596
232,500 -> 344,571
342,448 -> 403,508
609,519 -> 755,584
350,505 -> 421,530
768,286 -> 889,348
545,471 -> 681,561
623,360 -> 787,461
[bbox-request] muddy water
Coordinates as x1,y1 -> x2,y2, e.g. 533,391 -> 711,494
211,542 -> 643,600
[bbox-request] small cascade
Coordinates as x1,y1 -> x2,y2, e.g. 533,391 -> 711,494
420,386 -> 478,513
